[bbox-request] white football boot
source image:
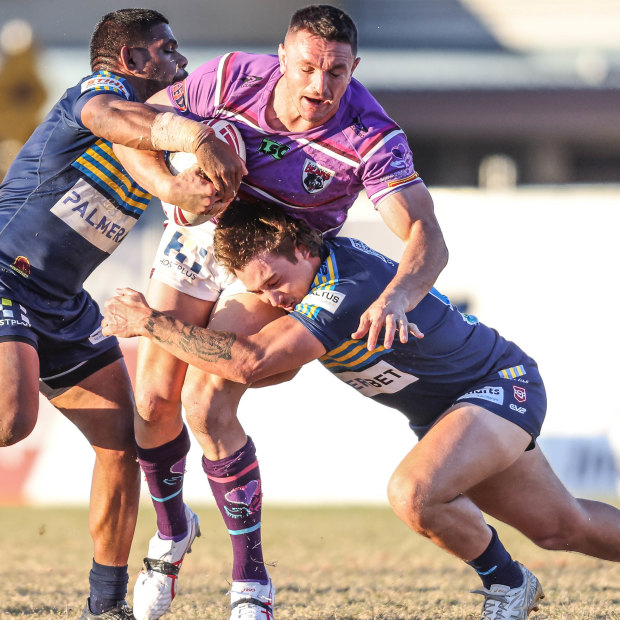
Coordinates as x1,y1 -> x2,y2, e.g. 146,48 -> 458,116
471,562 -> 544,619
229,576 -> 275,619
132,505 -> 200,620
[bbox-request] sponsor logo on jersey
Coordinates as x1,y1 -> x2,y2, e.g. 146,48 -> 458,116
389,143 -> 414,170
302,159 -> 335,194
88,326 -> 109,344
335,360 -> 419,397
81,74 -> 129,99
387,171 -> 419,188
240,75 -> 263,87
301,288 -> 346,314
457,386 -> 504,405
51,179 -> 137,253
513,385 -> 527,403
159,230 -> 205,280
509,403 -> 527,414
0,298 -> 31,327
171,80 -> 187,111
9,256 -> 30,278
258,138 -> 290,160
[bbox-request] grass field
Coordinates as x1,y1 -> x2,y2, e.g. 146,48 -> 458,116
2,504 -> 620,619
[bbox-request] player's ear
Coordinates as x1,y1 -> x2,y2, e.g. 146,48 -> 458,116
351,56 -> 361,76
119,45 -> 143,73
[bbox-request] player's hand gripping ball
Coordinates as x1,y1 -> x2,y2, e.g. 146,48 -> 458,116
162,118 -> 246,226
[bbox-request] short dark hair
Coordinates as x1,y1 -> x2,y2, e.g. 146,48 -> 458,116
214,200 -> 323,274
287,5 -> 357,56
90,8 -> 169,72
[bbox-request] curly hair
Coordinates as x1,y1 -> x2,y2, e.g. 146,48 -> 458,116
287,5 -> 357,56
214,200 -> 323,274
90,8 -> 169,72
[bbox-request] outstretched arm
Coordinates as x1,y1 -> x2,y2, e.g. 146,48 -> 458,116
102,288 -> 326,383
352,183 -> 448,350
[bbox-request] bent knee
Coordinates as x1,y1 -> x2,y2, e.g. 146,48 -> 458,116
388,471 -> 436,531
0,408 -> 38,446
135,386 -> 181,425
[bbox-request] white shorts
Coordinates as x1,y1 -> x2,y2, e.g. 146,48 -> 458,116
150,220 -> 247,301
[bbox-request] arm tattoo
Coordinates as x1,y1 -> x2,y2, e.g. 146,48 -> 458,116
145,310 -> 236,362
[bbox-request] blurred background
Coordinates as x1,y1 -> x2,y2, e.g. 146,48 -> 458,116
2,0 -> 620,507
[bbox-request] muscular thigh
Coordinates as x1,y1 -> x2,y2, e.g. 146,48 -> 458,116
136,278 -> 216,406
0,341 -> 40,429
466,444 -> 581,536
52,358 -> 136,452
397,404 -> 533,503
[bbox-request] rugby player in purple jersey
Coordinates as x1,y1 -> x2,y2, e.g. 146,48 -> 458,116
104,199 -> 620,620
113,6 -> 447,619
0,9 -> 244,619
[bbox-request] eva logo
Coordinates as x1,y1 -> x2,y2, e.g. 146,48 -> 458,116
302,288 -> 346,313
302,159 -> 335,194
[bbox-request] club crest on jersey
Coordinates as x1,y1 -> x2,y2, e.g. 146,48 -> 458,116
302,159 -> 335,194
171,80 -> 187,111
9,256 -> 30,278
513,385 -> 527,403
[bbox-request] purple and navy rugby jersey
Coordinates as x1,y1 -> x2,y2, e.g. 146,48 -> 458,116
0,71 -> 151,300
290,238 -> 537,429
167,52 -> 422,236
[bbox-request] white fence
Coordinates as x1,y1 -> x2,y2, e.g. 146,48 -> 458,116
2,186 -> 620,505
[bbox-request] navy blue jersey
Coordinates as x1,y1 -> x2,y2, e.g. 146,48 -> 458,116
290,238 -> 540,430
0,71 -> 152,300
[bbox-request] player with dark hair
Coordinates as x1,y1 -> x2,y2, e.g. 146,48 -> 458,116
113,4 -> 447,618
0,8 -> 244,619
104,199 -> 620,620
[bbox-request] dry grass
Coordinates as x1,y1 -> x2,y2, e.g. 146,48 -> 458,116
2,504 -> 620,619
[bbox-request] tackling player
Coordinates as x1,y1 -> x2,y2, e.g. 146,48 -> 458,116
113,6 -> 448,619
0,9 -> 244,619
104,200 -> 620,620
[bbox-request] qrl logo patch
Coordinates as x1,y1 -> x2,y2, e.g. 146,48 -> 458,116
302,159 -> 335,194
513,385 -> 527,403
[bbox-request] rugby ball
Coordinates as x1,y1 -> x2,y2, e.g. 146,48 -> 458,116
162,118 -> 246,226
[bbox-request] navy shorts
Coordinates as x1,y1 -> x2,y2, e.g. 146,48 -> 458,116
410,362 -> 547,449
0,282 -> 122,394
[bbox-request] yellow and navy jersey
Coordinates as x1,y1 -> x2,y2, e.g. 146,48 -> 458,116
0,71 -> 151,300
290,238 -> 537,428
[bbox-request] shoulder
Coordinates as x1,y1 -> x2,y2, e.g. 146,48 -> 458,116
78,71 -> 135,101
335,79 -> 405,157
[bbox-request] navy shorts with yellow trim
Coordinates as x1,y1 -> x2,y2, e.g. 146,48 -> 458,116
410,363 -> 547,447
0,281 -> 121,391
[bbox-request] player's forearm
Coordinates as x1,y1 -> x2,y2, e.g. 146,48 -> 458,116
140,310 -> 277,384
113,144 -> 174,201
386,217 -> 448,310
84,98 -> 214,152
